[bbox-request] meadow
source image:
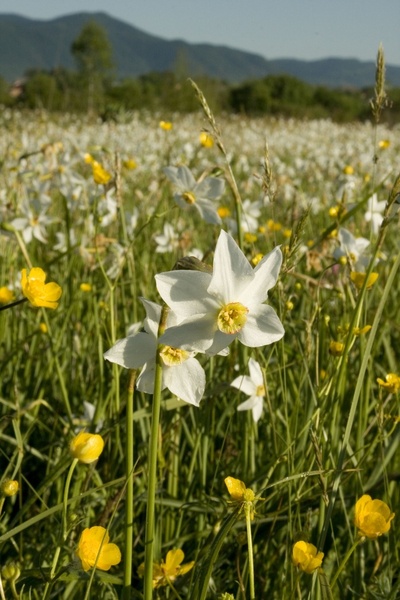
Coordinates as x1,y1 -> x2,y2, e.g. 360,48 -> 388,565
0,76 -> 399,599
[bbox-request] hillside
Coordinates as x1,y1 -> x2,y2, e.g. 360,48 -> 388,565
1,12 -> 400,87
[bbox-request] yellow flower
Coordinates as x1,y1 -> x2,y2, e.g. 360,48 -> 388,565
92,161 -> 112,185
123,158 -> 137,170
84,153 -> 94,164
350,271 -> 379,290
1,479 -> 19,497
378,139 -> 390,149
377,373 -> 400,394
244,232 -> 257,244
329,206 -> 339,218
76,526 -> 121,571
39,322 -> 48,334
159,120 -> 172,131
80,283 -> 92,293
199,132 -> 214,148
319,369 -> 327,381
0,286 -> 15,304
343,165 -> 354,175
251,253 -> 263,266
217,206 -> 231,218
329,341 -> 344,356
224,476 -> 255,503
292,541 -> 324,574
138,549 -> 194,589
353,325 -> 371,336
21,268 -> 62,309
70,431 -> 104,464
267,219 -> 282,232
354,495 -> 394,539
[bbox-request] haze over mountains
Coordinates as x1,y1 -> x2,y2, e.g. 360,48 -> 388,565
1,12 -> 400,88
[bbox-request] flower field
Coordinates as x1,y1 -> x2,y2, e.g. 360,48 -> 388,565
0,83 -> 399,599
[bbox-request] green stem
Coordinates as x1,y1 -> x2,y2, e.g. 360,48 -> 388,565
245,503 -> 255,600
0,298 -> 28,312
10,581 -> 19,600
122,371 -> 136,599
40,309 -> 74,425
143,306 -> 169,600
43,458 -> 78,600
330,537 -> 362,589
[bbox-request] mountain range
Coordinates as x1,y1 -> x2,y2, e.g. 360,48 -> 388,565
1,12 -> 400,88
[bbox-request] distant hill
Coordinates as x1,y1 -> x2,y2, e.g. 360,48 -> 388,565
1,12 -> 400,88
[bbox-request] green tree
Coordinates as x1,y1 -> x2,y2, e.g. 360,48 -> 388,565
71,21 -> 114,114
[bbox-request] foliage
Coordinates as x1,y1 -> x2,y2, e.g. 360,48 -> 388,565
5,66 -> 399,123
70,21 -> 114,114
0,86 -> 399,599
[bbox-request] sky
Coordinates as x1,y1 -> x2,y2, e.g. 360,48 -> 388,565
1,0 -> 400,66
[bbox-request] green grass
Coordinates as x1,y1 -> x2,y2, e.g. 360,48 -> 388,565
0,93 -> 399,600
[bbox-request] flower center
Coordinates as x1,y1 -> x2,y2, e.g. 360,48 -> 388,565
159,345 -> 190,366
217,302 -> 248,334
256,384 -> 265,396
182,191 -> 196,205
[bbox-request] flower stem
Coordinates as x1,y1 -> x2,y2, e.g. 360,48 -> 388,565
143,306 -> 169,600
245,503 -> 255,600
43,458 -> 78,600
0,298 -> 28,312
122,371 -> 136,600
330,537 -> 362,589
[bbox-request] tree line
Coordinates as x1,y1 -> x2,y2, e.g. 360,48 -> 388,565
1,21 -> 398,123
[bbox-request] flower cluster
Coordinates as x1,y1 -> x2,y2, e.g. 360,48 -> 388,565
105,230 -> 284,408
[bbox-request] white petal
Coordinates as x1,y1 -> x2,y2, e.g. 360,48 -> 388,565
155,271 -> 216,316
159,314 -> 215,351
208,230 -> 253,302
238,305 -> 284,347
252,399 -> 264,423
163,166 -> 179,185
164,358 -> 205,406
176,165 -> 197,189
159,314 -> 235,355
246,246 -> 282,304
248,358 -> 264,387
196,177 -> 225,200
136,363 -> 161,394
141,298 -> 161,337
237,395 -> 264,422
196,198 -> 222,225
231,375 -> 256,396
104,333 -> 156,368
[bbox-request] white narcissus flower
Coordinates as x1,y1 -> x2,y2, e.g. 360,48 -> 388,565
154,223 -> 179,253
155,230 -> 284,355
333,228 -> 370,270
103,298 -> 205,407
231,358 -> 266,423
164,165 -> 224,225
11,198 -> 53,244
